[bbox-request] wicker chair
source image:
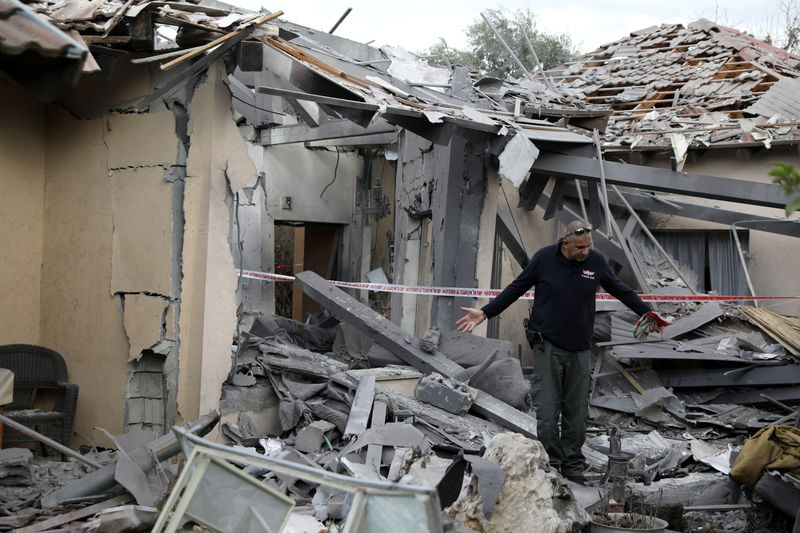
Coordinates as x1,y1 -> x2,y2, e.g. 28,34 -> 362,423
0,344 -> 78,448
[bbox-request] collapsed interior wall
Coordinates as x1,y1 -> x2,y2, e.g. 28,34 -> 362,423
254,143 -> 364,313
392,129 -> 489,334
632,146 -> 800,316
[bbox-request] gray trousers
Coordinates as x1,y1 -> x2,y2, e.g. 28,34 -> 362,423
531,339 -> 592,477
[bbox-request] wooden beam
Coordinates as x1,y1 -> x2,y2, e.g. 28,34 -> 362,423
294,271 -> 539,438
571,188 -> 800,239
344,376 -> 376,437
495,208 -> 532,268
543,177 -> 566,220
261,118 -> 396,146
530,152 -> 790,209
17,495 -> 132,533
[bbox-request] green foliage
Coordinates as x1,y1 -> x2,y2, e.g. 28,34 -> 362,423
423,8 -> 577,78
768,161 -> 800,216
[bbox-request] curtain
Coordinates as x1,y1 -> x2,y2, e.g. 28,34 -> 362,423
708,230 -> 748,297
653,232 -> 707,292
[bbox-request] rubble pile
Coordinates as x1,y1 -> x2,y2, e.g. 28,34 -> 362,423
2,272 -> 800,532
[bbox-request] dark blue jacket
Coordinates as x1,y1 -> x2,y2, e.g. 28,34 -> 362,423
482,240 -> 651,351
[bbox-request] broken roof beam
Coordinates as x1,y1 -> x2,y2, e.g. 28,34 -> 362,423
530,152 -> 790,209
260,117 -> 396,145
294,271 -> 538,438
496,208 -> 532,268
564,186 -> 800,238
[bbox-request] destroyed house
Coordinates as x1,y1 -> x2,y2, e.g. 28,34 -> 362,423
3,3 -> 800,530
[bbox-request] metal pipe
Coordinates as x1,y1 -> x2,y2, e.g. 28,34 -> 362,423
480,12 -> 533,79
731,221 -> 758,307
0,413 -> 102,469
611,185 -> 698,295
329,7 -> 352,34
518,26 -> 556,91
41,411 -> 220,508
575,179 -> 589,223
592,129 -> 613,237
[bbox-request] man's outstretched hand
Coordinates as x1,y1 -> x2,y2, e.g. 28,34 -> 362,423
634,311 -> 672,341
456,307 -> 485,333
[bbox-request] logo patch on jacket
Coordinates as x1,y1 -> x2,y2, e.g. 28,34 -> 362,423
581,269 -> 596,279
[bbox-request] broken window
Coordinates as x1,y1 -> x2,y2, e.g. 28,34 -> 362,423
648,229 -> 749,296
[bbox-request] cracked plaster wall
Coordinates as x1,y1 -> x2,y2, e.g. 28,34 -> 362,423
1,57 -> 255,446
179,61 -> 256,429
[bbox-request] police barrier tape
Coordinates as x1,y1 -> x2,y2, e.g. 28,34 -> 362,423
236,269 -> 799,303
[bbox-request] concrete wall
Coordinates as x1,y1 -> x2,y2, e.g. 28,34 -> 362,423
0,79 -> 45,345
262,145 -> 359,225
643,146 -> 800,316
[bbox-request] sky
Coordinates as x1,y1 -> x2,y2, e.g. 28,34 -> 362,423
232,1 -> 793,54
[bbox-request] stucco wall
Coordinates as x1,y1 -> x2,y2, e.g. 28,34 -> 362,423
179,62 -> 254,428
0,79 -> 45,345
40,106 -> 129,444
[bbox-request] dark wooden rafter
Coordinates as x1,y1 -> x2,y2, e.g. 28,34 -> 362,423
294,271 -> 539,438
530,152 -> 789,209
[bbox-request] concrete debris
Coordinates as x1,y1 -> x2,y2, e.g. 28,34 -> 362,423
416,372 -> 478,414
445,432 -> 589,532
5,1 -> 800,529
89,504 -> 158,533
295,420 -> 336,453
0,448 -> 34,486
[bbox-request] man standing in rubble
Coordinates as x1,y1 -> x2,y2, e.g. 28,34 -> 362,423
456,220 -> 666,484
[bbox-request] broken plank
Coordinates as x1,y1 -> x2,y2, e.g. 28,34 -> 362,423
17,494 -> 132,533
366,400 -> 387,472
295,271 -> 538,438
603,352 -> 644,394
659,365 -> 800,388
344,375 -> 376,437
543,176 -> 566,220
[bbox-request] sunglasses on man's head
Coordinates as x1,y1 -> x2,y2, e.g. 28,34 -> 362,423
565,224 -> 593,238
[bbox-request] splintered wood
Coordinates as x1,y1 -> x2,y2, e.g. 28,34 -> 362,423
740,306 -> 800,356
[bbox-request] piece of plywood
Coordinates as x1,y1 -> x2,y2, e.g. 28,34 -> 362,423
344,375 -> 375,437
110,167 -> 172,295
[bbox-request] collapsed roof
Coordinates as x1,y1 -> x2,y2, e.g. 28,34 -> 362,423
553,18 -> 800,154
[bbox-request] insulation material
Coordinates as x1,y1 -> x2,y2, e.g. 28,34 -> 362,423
110,167 -> 172,295
498,133 -> 539,187
123,294 -> 168,361
106,111 -> 177,168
